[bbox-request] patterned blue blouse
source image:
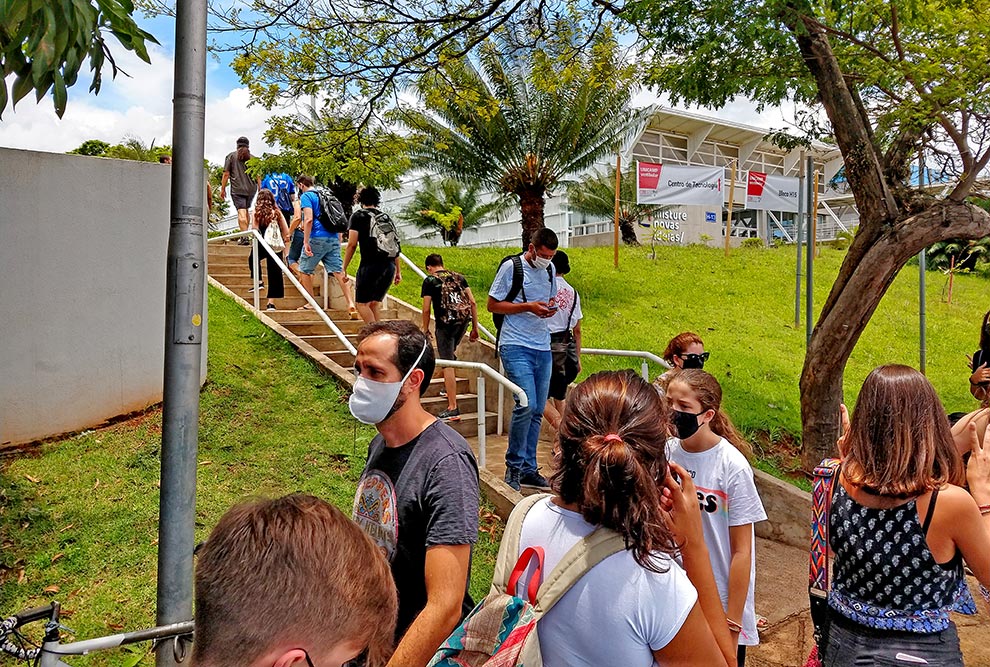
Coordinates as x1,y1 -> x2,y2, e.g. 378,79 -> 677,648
828,484 -> 965,632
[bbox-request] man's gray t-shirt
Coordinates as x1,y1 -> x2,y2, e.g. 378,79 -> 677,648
488,256 -> 556,351
352,420 -> 480,638
223,151 -> 257,197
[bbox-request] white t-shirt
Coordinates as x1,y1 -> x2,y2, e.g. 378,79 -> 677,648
546,276 -> 582,334
518,497 -> 698,667
666,437 -> 767,646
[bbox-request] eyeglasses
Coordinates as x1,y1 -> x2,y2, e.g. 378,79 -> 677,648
679,352 -> 710,363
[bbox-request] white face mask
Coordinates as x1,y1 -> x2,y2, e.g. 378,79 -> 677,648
532,255 -> 552,270
349,341 -> 428,425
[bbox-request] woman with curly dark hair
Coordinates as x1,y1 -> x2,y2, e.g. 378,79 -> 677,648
968,309 -> 990,404
249,189 -> 289,310
508,370 -> 735,666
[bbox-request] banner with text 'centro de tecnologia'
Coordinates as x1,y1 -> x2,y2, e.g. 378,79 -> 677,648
636,161 -> 724,206
745,171 -> 801,212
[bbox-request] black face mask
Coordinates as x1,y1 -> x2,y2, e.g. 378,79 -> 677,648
672,409 -> 705,440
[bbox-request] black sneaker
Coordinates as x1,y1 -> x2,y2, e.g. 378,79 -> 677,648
504,467 -> 521,492
519,470 -> 550,489
438,408 -> 460,421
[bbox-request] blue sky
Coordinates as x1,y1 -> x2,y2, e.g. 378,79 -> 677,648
0,14 -> 797,166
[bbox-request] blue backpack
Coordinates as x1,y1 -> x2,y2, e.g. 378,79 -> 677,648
262,172 -> 295,212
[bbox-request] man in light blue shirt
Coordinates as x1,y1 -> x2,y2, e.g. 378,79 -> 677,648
487,227 -> 558,491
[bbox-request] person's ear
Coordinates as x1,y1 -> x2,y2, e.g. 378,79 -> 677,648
270,648 -> 309,667
700,408 -> 716,427
406,368 -> 426,395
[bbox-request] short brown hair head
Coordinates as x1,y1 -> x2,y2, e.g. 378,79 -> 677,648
551,370 -> 677,572
662,331 -> 704,365
296,174 -> 314,188
358,320 -> 436,396
193,494 -> 397,667
843,365 -> 963,497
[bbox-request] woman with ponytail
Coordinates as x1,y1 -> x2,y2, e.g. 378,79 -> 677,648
665,369 -> 765,665
514,370 -> 734,666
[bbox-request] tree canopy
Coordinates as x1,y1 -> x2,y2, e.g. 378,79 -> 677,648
0,0 -> 157,118
400,34 -> 646,246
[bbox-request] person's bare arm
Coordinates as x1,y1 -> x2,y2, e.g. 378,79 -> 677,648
386,544 -> 470,667
422,296 -> 433,333
220,170 -> 229,199
466,287 -> 479,341
953,422 -> 990,587
288,195 -> 302,234
302,207 -> 314,257
394,256 -> 402,285
726,524 -> 753,647
664,462 -> 738,666
971,363 -> 990,400
486,296 -> 552,317
342,230 -> 359,273
652,603 -> 729,667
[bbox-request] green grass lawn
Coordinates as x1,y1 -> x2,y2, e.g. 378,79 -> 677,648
393,243 -> 989,472
0,287 -> 502,667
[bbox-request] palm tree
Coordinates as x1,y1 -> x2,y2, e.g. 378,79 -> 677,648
401,38 -> 647,248
567,165 -> 654,246
400,175 -> 513,246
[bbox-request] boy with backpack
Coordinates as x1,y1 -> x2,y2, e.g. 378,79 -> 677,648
342,186 -> 403,323
421,254 -> 480,421
296,175 -> 359,317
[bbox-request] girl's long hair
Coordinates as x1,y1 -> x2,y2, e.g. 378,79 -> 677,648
668,369 -> 753,458
236,146 -> 251,162
253,190 -> 280,231
550,370 -> 677,571
843,364 -> 963,497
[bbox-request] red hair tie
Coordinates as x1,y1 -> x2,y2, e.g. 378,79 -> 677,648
603,433 -> 623,444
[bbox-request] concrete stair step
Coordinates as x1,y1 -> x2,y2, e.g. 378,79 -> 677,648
321,349 -> 355,367
265,308 -> 398,323
280,320 -> 366,336
299,334 -> 361,353
442,411 -> 498,439
422,394 -> 478,415
217,275 -> 318,292
423,377 -> 470,398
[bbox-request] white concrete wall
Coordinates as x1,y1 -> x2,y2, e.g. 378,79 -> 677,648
0,148 -> 207,447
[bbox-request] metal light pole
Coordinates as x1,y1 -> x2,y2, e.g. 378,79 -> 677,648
157,0 -> 208,663
805,156 -> 814,346
795,156 -> 804,329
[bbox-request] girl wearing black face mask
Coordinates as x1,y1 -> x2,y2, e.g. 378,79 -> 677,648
665,370 -> 764,667
968,310 -> 990,405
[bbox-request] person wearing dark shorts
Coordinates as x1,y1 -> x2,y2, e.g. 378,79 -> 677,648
420,254 -> 479,420
220,137 -> 261,244
544,250 -> 582,433
342,186 -> 402,323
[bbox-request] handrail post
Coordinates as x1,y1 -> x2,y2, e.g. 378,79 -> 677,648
322,267 -> 329,310
477,375 -> 486,468
251,236 -> 260,311
641,361 -> 649,381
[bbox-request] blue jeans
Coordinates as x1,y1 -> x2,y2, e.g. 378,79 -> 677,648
499,344 -> 552,474
823,614 -> 962,666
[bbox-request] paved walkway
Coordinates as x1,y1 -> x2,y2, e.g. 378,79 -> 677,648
465,432 -> 990,665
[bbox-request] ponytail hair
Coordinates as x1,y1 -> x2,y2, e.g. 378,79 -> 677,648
668,369 -> 753,459
551,370 -> 677,571
237,146 -> 251,162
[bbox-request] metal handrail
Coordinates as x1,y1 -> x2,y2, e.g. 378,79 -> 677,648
433,358 -> 526,468
398,252 -> 497,344
581,348 -> 671,380
208,230 -> 357,355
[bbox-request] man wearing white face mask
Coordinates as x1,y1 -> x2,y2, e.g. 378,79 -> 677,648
349,320 -> 480,667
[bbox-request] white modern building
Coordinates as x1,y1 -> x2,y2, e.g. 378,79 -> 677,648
382,106 -> 860,248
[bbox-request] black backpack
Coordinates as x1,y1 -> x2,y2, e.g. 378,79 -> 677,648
491,254 -> 554,343
312,185 -> 348,234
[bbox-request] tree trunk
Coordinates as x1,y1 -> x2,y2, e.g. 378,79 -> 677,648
620,216 -> 640,246
799,201 -> 990,468
518,186 -> 546,249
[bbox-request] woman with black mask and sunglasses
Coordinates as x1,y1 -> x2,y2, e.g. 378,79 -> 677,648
654,332 -> 710,395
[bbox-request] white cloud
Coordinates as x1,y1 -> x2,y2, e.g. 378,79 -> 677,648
0,42 -> 285,165
632,87 -> 807,133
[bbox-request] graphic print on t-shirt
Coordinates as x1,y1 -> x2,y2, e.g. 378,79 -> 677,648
695,485 -> 730,517
353,470 -> 399,561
